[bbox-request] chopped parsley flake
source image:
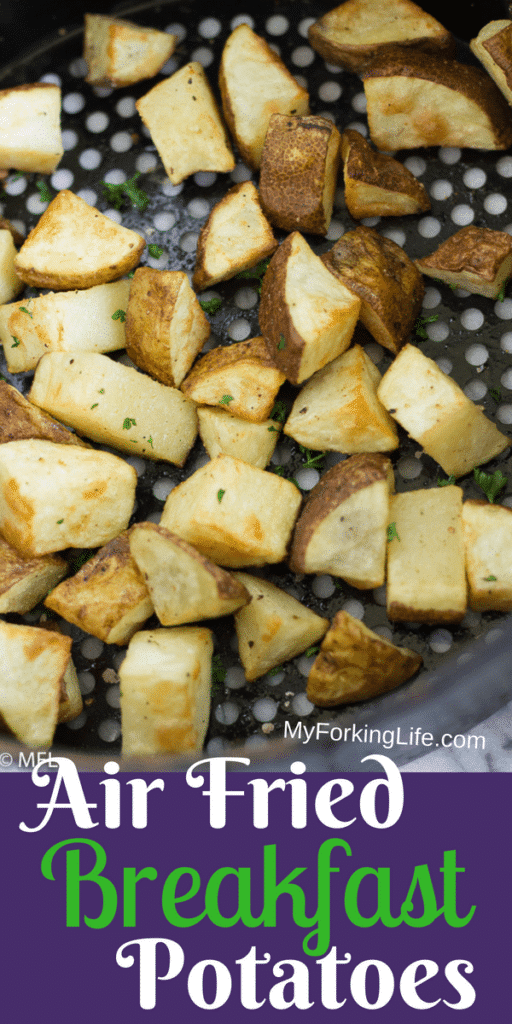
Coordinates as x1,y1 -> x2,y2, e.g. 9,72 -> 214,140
387,522 -> 400,542
199,297 -> 222,315
19,306 -> 32,318
148,436 -> 153,448
484,575 -> 497,582
415,314 -> 439,339
217,489 -> 225,503
10,336 -> 20,347
212,654 -> 226,685
235,256 -> 272,293
270,400 -> 287,423
148,243 -> 164,259
112,309 -> 126,322
304,646 -> 319,658
268,424 -> 280,432
498,282 -> 507,302
437,475 -> 456,487
474,467 -> 508,503
489,386 -> 502,403
299,445 -> 325,469
219,394 -> 234,406
122,417 -> 136,430
36,180 -> 53,203
90,403 -> 98,409
56,519 -> 64,524
101,171 -> 149,212
277,334 -> 286,350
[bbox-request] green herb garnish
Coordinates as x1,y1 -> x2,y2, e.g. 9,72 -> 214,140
268,424 -> 280,432
10,336 -> 20,348
70,549 -> 94,573
112,309 -> 126,322
267,665 -> 283,676
387,522 -> 400,542
122,417 -> 136,430
270,400 -> 287,423
498,282 -> 507,302
219,394 -> 234,406
19,307 -> 32,318
90,403 -> 98,409
147,436 -> 153,448
474,467 -> 508,503
199,297 -> 222,315
217,489 -> 225,503
299,445 -> 325,470
277,334 -> 286,351
484,575 -> 497,582
36,180 -> 53,203
56,519 -> 64,524
415,314 -> 439,339
437,475 -> 456,487
304,646 -> 319,658
147,243 -> 164,259
101,171 -> 149,212
489,386 -> 502,403
235,256 -> 272,293
212,654 -> 226,685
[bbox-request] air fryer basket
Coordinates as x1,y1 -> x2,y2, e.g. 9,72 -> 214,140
1,0 -> 512,770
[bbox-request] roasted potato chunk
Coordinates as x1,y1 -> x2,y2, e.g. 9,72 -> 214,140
0,280 -> 130,373
197,407 -> 280,469
84,13 -> 177,87
0,620 -> 72,747
29,351 -> 198,466
470,20 -> 512,107
308,0 -> 454,74
414,226 -> 512,299
120,627 -> 213,756
362,49 -> 512,151
219,23 -> 309,170
180,337 -> 286,423
462,499 -> 512,612
289,454 -> 394,588
136,62 -> 235,185
14,190 -> 145,290
160,454 -> 302,568
129,522 -> 251,626
0,534 -> 67,614
284,345 -> 399,454
0,229 -> 23,305
125,268 -> 210,388
387,486 -> 467,623
0,380 -> 88,447
233,573 -> 329,681
0,83 -> 63,174
259,231 -> 360,385
307,610 -> 422,707
45,531 -> 153,645
0,439 -> 136,557
259,114 -> 341,235
341,129 -> 430,219
193,182 -> 277,292
377,344 -> 510,477
322,226 -> 424,356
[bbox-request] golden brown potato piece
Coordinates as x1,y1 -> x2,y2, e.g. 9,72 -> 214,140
0,380 -> 88,447
120,627 -> 213,756
308,0 -> 454,74
0,280 -> 130,373
58,659 -> 83,724
0,534 -> 67,614
14,190 -> 145,290
233,573 -> 329,681
289,454 -> 394,588
259,114 -> 341,235
307,610 -> 422,707
362,49 -> 512,151
259,231 -> 360,385
84,13 -> 177,87
136,63 -> 235,185
0,620 -> 72,747
0,439 -> 137,557
192,182 -> 277,291
160,453 -> 302,568
180,337 -> 286,423
341,129 -> 430,219
29,351 -> 198,466
470,20 -> 512,107
386,486 -> 467,624
377,344 -> 510,477
197,407 -> 280,469
0,83 -> 63,174
322,226 -> 424,356
414,225 -> 512,299
125,268 -> 210,388
462,499 -> 512,612
219,23 -> 309,170
284,345 -> 399,454
0,217 -> 25,248
129,522 -> 251,626
45,531 -> 153,645
0,230 -> 23,305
